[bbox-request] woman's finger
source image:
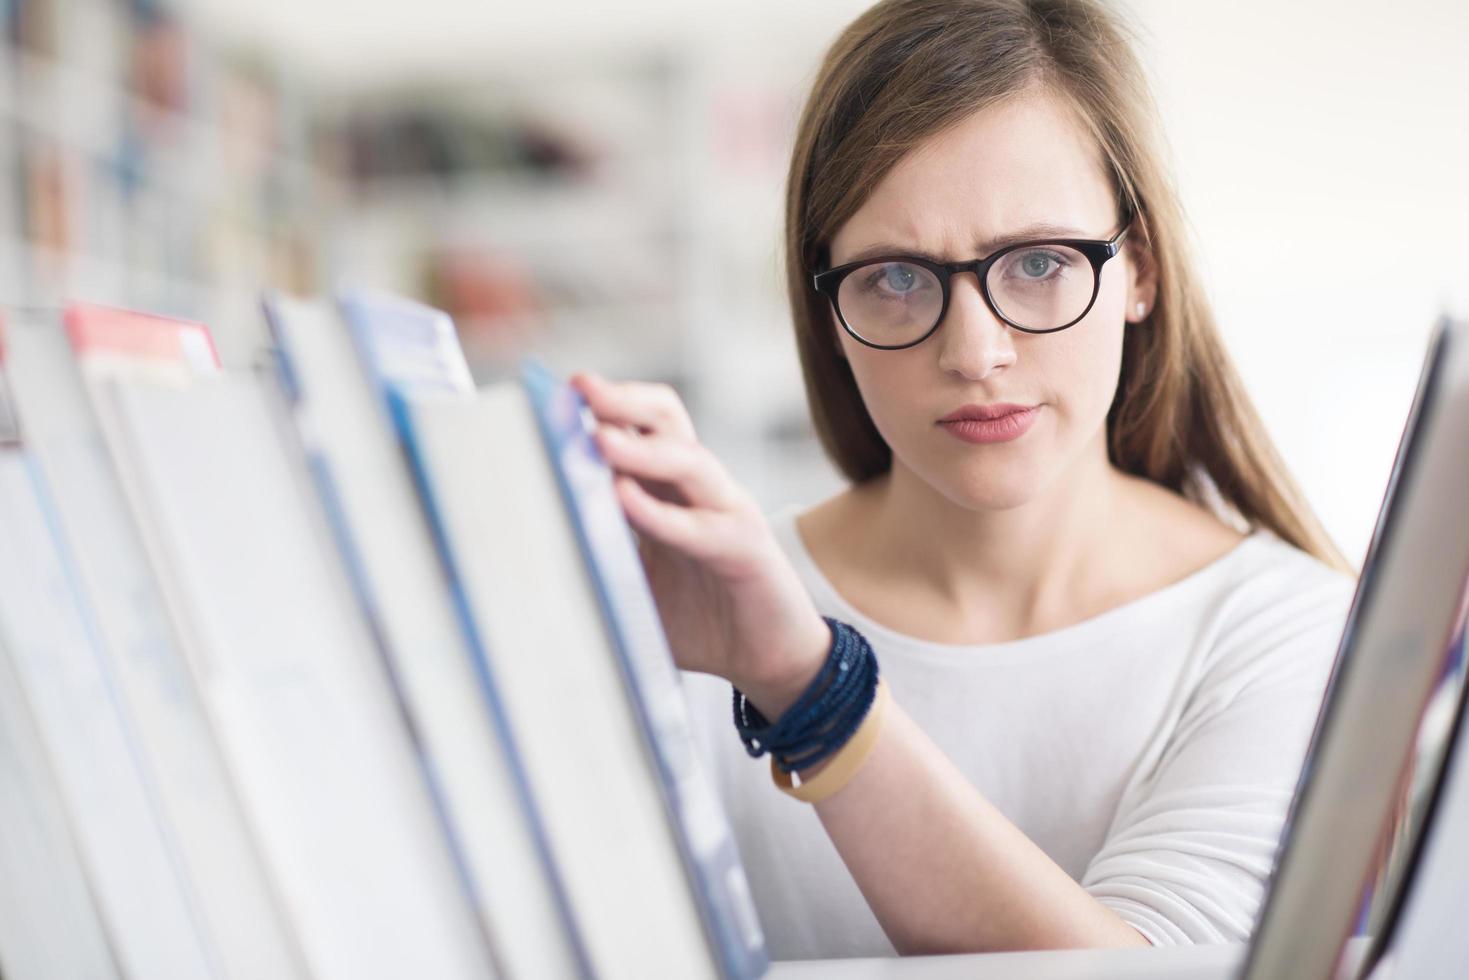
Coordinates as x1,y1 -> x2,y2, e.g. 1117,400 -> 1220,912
614,473 -> 723,561
572,373 -> 698,442
595,425 -> 738,512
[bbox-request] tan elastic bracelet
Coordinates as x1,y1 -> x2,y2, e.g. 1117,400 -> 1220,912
771,678 -> 891,804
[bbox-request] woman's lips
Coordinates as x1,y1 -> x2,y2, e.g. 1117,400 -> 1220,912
936,406 -> 1040,444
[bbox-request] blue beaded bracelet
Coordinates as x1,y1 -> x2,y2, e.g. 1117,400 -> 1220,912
732,617 -> 881,774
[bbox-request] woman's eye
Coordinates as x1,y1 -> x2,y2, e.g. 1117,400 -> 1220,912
1013,250 -> 1062,279
862,262 -> 925,296
879,264 -> 917,292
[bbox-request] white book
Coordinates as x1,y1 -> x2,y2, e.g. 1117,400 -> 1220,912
1243,316 -> 1469,979
0,436 -> 216,979
0,525 -> 118,980
396,384 -> 720,980
99,369 -> 497,980
4,306 -> 308,980
264,291 -> 583,979
522,363 -> 769,979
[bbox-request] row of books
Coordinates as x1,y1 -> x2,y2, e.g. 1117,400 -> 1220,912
0,294 -> 770,979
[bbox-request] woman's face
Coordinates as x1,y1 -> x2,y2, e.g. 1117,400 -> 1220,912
827,90 -> 1153,511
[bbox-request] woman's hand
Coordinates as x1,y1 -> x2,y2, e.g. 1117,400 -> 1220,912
571,371 -> 831,719
572,375 -> 1152,957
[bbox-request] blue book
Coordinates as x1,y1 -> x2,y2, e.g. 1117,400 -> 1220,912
335,289 -> 593,978
335,288 -> 475,397
522,359 -> 770,980
391,378 -> 743,977
267,292 -> 587,979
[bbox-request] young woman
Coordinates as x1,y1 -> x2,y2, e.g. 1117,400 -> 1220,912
572,0 -> 1357,960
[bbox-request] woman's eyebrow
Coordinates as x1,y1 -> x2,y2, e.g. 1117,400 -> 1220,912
977,222 -> 1089,251
838,222 -> 1089,266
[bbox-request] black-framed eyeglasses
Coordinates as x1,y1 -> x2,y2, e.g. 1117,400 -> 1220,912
812,209 -> 1134,351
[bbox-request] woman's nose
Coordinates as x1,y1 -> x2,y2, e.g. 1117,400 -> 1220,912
934,273 -> 1017,380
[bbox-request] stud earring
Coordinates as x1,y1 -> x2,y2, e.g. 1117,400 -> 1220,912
1134,302 -> 1146,319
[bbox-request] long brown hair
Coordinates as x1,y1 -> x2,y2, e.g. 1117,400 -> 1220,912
784,0 -> 1352,573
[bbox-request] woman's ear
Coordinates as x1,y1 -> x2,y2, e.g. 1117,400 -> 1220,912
1124,225 -> 1159,323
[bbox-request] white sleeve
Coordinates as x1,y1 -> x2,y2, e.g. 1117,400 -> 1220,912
1080,565 -> 1356,945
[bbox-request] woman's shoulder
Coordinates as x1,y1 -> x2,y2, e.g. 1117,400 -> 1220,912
1163,524 -> 1355,708
1123,475 -> 1355,638
1119,474 -> 1352,597
1216,528 -> 1357,649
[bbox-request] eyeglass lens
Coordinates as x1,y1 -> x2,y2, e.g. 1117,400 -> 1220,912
835,244 -> 1097,344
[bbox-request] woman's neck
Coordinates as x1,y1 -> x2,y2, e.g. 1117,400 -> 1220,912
843,444 -> 1132,642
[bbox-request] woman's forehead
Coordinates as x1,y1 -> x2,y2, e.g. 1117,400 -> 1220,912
831,91 -> 1117,259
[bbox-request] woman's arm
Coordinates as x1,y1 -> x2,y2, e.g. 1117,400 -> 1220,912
741,660 -> 1152,955
573,372 -> 1149,955
1079,570 -> 1353,944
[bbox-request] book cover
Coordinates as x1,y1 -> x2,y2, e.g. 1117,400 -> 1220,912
265,291 -> 585,979
0,424 -> 215,978
392,384 -> 717,979
522,360 -> 770,979
0,327 -> 120,980
63,302 -> 221,377
336,288 -> 475,397
52,302 -> 311,980
101,371 -> 497,980
1245,317 -> 1469,978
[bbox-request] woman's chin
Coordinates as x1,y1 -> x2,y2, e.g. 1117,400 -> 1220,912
921,467 -> 1049,513
890,438 -> 1065,512
954,484 -> 1041,513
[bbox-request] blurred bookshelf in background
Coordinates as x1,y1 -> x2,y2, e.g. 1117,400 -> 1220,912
314,40 -> 844,511
0,0 -> 331,367
0,0 -> 844,511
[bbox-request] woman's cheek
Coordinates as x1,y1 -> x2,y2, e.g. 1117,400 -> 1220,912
1047,329 -> 1125,442
850,369 -> 909,451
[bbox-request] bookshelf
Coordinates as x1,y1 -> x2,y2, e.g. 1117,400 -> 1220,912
314,41 -> 845,513
0,298 -> 776,978
0,0 -> 334,367
2,2 -> 843,512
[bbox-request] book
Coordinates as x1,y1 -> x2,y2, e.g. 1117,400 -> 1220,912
1370,592 -> 1469,978
341,288 -> 766,976
522,361 -> 769,979
0,317 -> 217,979
94,365 -> 498,980
336,287 -> 475,396
393,373 -> 758,980
0,626 -> 120,980
0,353 -> 119,980
1,291 -> 769,977
1243,316 -> 1469,978
265,290 -> 586,979
21,303 -> 310,980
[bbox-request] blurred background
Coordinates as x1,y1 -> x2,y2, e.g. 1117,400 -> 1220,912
2,0 -> 1465,566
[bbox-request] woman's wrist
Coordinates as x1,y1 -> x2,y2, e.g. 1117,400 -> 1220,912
732,617 -> 884,798
731,614 -> 833,721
